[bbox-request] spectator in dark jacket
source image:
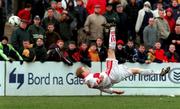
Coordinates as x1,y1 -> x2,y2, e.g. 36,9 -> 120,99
19,40 -> 36,62
0,0 -> 6,40
135,1 -> 153,43
34,38 -> 47,63
58,10 -> 73,43
79,41 -> 91,67
96,37 -> 107,62
11,19 -> 32,52
28,15 -> 46,44
103,3 -> 119,24
31,0 -> 48,19
170,0 -> 180,20
42,7 -> 59,32
47,39 -> 73,66
136,44 -> 149,64
125,0 -> 140,41
115,39 -> 127,64
45,23 -> 61,49
116,4 -> 128,43
124,39 -> 138,62
171,23 -> 180,56
74,0 -> 88,28
165,44 -> 179,62
67,41 -> 81,62
103,3 -> 119,46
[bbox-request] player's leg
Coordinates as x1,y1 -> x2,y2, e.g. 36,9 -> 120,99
129,66 -> 170,76
108,26 -> 116,59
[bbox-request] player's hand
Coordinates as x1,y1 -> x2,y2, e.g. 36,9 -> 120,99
8,59 -> 13,63
112,90 -> 125,95
20,60 -> 23,65
96,75 -> 104,84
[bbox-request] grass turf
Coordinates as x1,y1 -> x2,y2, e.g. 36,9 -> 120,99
0,96 -> 180,109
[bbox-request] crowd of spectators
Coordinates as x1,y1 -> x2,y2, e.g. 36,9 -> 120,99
0,0 -> 180,67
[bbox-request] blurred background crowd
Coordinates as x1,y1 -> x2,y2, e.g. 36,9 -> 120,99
0,0 -> 180,67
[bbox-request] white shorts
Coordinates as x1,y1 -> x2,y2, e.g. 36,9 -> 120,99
105,58 -> 133,83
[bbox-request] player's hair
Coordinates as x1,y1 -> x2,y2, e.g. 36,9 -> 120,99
76,67 -> 84,78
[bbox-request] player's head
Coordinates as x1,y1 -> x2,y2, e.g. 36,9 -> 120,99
76,66 -> 89,78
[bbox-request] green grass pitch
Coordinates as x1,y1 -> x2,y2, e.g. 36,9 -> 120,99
0,96 -> 180,109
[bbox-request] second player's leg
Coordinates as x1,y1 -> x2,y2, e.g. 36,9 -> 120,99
129,67 -> 170,76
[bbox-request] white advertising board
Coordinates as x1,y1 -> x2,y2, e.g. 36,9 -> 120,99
6,62 -> 100,96
0,61 -> 4,96
102,63 -> 180,95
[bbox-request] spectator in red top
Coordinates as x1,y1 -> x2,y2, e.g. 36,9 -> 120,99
67,41 -> 81,62
86,0 -> 106,14
165,44 -> 180,62
164,8 -> 176,33
18,3 -> 32,23
154,41 -> 167,63
56,1 -> 64,14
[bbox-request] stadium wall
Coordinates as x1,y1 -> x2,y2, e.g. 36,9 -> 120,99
0,62 -> 5,96
0,61 -> 180,96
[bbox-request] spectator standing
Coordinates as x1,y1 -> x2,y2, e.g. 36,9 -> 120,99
164,8 -> 176,33
86,0 -> 106,14
84,5 -> 107,42
42,7 -> 59,32
155,9 -> 170,50
171,23 -> 180,56
43,0 -> 61,20
116,4 -> 128,43
0,0 -> 6,40
103,3 -> 120,47
28,15 -> 46,44
66,0 -> 80,42
143,18 -> 158,49
17,3 -> 32,23
135,1 -> 153,44
125,0 -> 140,41
11,19 -> 32,52
31,0 -> 48,19
58,10 -> 73,43
152,2 -> 164,18
75,0 -> 88,28
170,0 -> 180,20
56,1 -> 64,14
153,0 -> 169,10
45,23 -> 61,49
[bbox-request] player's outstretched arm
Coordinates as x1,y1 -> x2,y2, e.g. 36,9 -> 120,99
100,88 -> 124,95
112,90 -> 125,95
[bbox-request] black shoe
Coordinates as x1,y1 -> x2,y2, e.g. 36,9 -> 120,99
160,67 -> 171,76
